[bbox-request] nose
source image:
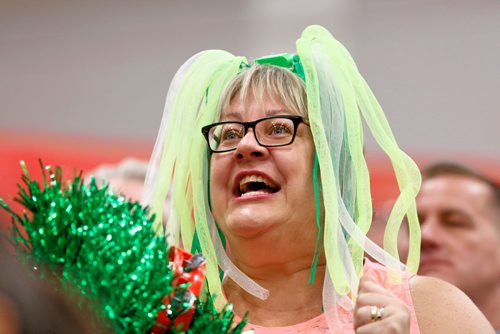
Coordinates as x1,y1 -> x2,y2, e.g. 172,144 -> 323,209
234,129 -> 269,160
419,215 -> 441,251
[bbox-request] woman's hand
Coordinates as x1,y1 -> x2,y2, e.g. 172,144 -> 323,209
353,275 -> 410,334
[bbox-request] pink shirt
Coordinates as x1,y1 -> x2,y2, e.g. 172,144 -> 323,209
242,259 -> 421,334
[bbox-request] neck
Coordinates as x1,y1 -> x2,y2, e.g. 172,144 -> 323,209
472,284 -> 500,329
222,220 -> 325,326
224,260 -> 325,327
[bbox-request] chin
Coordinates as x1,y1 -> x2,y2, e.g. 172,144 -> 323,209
227,221 -> 272,239
224,212 -> 276,239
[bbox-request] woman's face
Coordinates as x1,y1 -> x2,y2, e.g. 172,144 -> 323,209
209,92 -> 318,247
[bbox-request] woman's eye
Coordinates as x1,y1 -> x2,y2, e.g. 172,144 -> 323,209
221,128 -> 242,141
268,123 -> 292,136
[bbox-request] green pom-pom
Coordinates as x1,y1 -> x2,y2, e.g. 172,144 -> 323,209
1,162 -> 173,332
183,296 -> 248,334
0,162 -> 248,333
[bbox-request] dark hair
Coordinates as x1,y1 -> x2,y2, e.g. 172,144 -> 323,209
421,161 -> 500,216
0,237 -> 102,334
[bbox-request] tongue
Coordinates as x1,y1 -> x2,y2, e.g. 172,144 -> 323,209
240,182 -> 275,197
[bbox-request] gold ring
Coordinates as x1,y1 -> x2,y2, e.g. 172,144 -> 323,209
370,306 -> 384,322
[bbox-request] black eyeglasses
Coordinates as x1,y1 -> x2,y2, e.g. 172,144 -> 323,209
201,115 -> 307,153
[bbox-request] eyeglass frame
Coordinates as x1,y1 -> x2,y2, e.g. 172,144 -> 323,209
201,115 -> 308,153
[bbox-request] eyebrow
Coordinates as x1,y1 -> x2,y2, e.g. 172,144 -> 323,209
221,109 -> 288,121
418,207 -> 472,220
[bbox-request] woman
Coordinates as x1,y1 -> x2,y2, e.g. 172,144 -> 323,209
142,26 -> 493,333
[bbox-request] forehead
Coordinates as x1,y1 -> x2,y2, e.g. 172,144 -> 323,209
417,175 -> 495,217
220,92 -> 295,121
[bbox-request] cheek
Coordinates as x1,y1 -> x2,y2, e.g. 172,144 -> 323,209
209,156 -> 224,187
209,157 -> 228,212
301,148 -> 317,194
287,151 -> 317,207
472,226 -> 500,253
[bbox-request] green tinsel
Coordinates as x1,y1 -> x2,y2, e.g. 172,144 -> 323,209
1,162 -> 247,334
187,298 -> 248,334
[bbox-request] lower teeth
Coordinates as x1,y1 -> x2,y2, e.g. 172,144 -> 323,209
241,190 -> 269,197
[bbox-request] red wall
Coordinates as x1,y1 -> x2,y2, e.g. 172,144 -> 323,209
0,129 -> 152,230
1,128 -> 498,231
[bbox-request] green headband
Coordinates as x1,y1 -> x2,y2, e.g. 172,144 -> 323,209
253,53 -> 306,82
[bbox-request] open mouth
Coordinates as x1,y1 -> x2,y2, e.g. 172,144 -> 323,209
237,175 -> 280,198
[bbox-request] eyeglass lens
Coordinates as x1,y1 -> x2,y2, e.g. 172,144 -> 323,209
209,117 -> 296,151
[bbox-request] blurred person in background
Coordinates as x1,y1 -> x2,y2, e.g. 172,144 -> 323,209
88,157 -> 149,202
0,237 -> 100,334
88,158 -> 171,229
416,161 -> 500,332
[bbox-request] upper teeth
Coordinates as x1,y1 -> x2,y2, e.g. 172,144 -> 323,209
239,175 -> 274,193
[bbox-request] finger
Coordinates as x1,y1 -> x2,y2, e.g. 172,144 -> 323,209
353,305 -> 385,328
356,320 -> 396,334
355,311 -> 409,334
355,292 -> 397,310
358,275 -> 394,296
354,303 -> 411,333
356,279 -> 399,312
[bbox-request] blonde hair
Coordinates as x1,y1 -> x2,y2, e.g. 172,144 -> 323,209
218,65 -> 308,120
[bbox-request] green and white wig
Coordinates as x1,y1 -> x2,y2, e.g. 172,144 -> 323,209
142,25 -> 421,329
